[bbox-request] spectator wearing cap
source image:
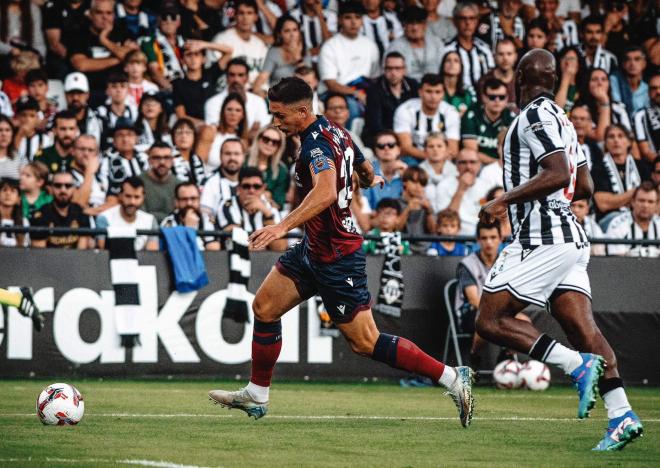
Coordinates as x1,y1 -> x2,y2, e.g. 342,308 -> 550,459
123,49 -> 158,105
290,0 -> 337,61
319,1 -> 380,124
96,71 -> 139,150
34,110 -> 78,176
442,1 -> 494,90
210,0 -> 268,88
68,0 -> 137,103
135,92 -> 172,154
43,0 -> 89,79
99,117 -> 149,204
633,74 -> 660,164
70,134 -> 110,216
172,38 -> 234,127
393,73 -> 461,165
420,0 -> 456,44
139,142 -> 178,223
140,4 -> 185,92
14,96 -> 52,162
96,176 -> 159,251
204,58 -> 270,131
360,0 -> 403,61
363,51 -> 418,148
25,69 -> 59,131
19,161 -> 52,220
115,0 -> 157,41
0,177 -> 27,248
30,170 -> 92,249
63,72 -> 103,144
0,116 -> 24,181
386,6 -> 445,82
161,181 -> 220,251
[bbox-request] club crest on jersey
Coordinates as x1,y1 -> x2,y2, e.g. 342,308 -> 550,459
524,121 -> 552,133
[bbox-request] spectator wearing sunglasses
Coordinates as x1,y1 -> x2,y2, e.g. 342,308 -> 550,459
30,171 -> 91,249
461,78 -> 516,165
363,130 -> 405,210
217,166 -> 286,251
246,125 -> 289,209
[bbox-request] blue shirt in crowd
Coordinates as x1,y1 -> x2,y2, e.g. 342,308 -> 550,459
363,160 -> 403,210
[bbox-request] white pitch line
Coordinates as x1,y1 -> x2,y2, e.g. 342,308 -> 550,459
0,458 -> 215,468
1,413 -> 658,422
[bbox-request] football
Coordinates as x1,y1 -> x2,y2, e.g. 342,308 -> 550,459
519,360 -> 551,391
36,383 -> 85,425
493,359 -> 523,389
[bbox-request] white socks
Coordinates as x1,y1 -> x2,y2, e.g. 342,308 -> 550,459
602,387 -> 632,419
246,382 -> 269,403
545,343 -> 583,374
438,366 -> 458,388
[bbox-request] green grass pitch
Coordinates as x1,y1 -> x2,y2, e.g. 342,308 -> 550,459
0,379 -> 658,467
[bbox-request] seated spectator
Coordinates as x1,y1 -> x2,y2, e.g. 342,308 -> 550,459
0,178 -> 27,248
570,103 -> 603,171
161,181 -> 220,251
606,182 -> 659,257
217,166 -> 286,250
427,208 -> 468,257
219,0 -> 281,40
632,73 -> 660,164
318,1 -> 379,124
25,69 -> 58,130
294,65 -> 323,114
204,58 -> 270,130
43,0 -> 88,80
362,198 -> 411,255
30,171 -> 91,249
394,73 -> 460,164
421,0 -> 456,44
578,15 -> 618,75
19,161 -> 51,220
246,125 -> 289,209
253,16 -> 312,94
170,118 -> 207,188
397,166 -> 434,253
1,50 -> 40,105
476,0 -> 525,50
211,0 -> 268,88
442,1 -> 494,90
570,199 -> 606,256
123,50 -> 158,106
522,17 -> 551,53
135,92 -> 172,153
363,130 -> 404,210
99,118 -> 150,204
172,39 -> 233,126
536,0 -> 579,53
14,96 -> 51,162
0,116 -> 24,181
476,38 -> 517,111
139,142 -> 178,223
420,132 -> 457,212
115,0 -> 156,41
63,72 -> 102,144
198,93 -> 249,172
96,176 -> 159,251
592,124 -> 650,226
361,0 -> 403,61
462,78 -> 517,165
69,135 -> 109,216
0,0 -> 46,59
433,148 -> 490,236
324,93 -> 373,161
439,50 -> 476,118
363,51 -> 418,148
610,46 -> 650,120
34,111 -> 79,176
386,6 -> 444,82
97,72 -> 139,150
200,138 -> 245,220
290,0 -> 337,61
140,4 -> 185,91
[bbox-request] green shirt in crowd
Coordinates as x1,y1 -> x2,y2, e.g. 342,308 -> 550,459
21,190 -> 53,220
33,145 -> 73,175
461,104 -> 517,160
363,228 -> 412,255
444,88 -> 477,116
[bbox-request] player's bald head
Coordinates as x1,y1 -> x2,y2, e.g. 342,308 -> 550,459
517,48 -> 556,91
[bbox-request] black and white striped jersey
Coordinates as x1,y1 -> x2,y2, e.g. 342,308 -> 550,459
633,105 -> 660,155
217,195 -> 281,234
99,149 -> 150,196
17,132 -> 52,161
580,45 -> 618,74
502,94 -> 587,247
393,98 -> 461,148
290,9 -> 337,52
477,13 -> 525,49
554,20 -> 580,52
442,37 -> 495,89
96,102 -> 138,150
360,13 -> 403,59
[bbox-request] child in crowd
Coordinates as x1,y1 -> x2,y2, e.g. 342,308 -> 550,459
426,208 -> 468,256
0,177 -> 27,247
14,96 -> 52,162
124,50 -> 159,106
363,198 -> 411,255
19,161 -> 52,220
25,69 -> 58,130
96,72 -> 139,150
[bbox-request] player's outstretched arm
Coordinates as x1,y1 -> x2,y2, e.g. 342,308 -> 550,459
248,169 -> 338,250
572,165 -> 594,201
480,152 -> 571,221
354,160 -> 385,189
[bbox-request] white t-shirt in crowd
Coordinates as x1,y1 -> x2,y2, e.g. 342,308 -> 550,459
431,174 -> 491,236
206,133 -> 238,172
200,172 -> 239,219
204,90 -> 270,128
420,159 -> 458,211
477,161 -> 503,194
211,29 -> 268,85
393,98 -> 461,148
318,33 -> 380,85
96,205 -> 158,251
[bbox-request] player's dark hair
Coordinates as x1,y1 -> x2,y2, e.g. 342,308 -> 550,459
107,71 -> 129,84
580,15 -> 604,33
239,166 -> 264,183
420,73 -> 443,87
268,77 -> 313,104
323,92 -> 348,108
400,6 -> 428,24
476,219 -> 501,237
25,68 -> 48,85
632,181 -> 658,200
53,109 -> 78,126
121,176 -> 144,192
227,57 -> 250,75
174,181 -> 199,199
338,1 -> 365,17
376,198 -> 402,214
483,78 -> 506,93
235,0 -> 258,13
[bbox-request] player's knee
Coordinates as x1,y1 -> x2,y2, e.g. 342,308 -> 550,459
252,294 -> 274,322
348,333 -> 378,356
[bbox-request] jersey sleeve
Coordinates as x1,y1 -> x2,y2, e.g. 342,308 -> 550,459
393,103 -> 412,133
575,141 -> 588,168
444,106 -> 461,140
521,106 -> 566,162
633,110 -> 648,142
461,108 -> 478,140
300,139 -> 336,176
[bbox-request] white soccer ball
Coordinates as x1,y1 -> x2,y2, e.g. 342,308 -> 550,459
519,360 -> 551,391
493,359 -> 523,389
36,383 -> 85,425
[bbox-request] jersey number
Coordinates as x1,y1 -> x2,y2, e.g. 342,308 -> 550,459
337,147 -> 354,209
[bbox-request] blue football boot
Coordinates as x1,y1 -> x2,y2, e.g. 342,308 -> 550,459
569,353 -> 605,419
593,410 -> 644,451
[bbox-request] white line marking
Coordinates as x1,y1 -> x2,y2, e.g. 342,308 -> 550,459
0,458 -> 215,468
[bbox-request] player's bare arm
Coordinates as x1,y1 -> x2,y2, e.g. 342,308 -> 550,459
354,160 -> 384,189
572,165 -> 594,201
480,152 -> 570,221
249,169 -> 337,250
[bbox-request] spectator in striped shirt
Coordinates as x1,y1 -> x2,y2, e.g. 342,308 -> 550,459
633,74 -> 660,163
579,15 -> 618,75
535,0 -> 579,53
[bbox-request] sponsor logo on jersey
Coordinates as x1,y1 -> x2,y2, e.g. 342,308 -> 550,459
524,120 -> 552,133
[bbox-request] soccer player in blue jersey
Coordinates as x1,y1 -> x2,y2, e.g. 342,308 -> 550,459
209,77 -> 475,427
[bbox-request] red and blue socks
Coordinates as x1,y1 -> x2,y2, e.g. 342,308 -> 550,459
247,319 -> 282,402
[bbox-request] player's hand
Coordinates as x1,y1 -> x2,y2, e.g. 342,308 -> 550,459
479,197 -> 508,223
249,224 -> 286,250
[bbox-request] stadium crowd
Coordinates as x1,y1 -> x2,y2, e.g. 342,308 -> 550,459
0,0 -> 658,257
